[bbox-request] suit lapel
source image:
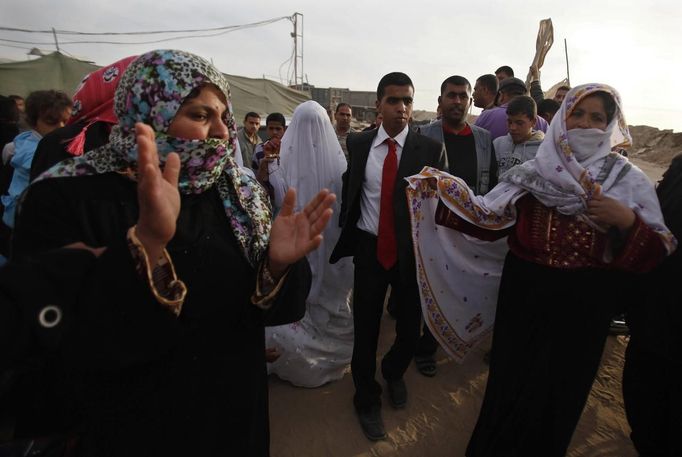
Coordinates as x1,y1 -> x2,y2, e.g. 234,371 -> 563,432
349,130 -> 376,193
397,130 -> 420,179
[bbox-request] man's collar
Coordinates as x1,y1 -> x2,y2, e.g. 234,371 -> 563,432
442,122 -> 472,136
375,123 -> 409,148
244,129 -> 259,143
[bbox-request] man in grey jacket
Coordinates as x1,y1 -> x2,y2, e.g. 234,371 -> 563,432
236,112 -> 262,167
416,75 -> 498,376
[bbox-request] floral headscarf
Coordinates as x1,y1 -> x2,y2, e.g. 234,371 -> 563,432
39,49 -> 271,266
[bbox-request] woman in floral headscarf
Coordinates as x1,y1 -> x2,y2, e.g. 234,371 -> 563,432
10,49 -> 334,457
405,83 -> 676,456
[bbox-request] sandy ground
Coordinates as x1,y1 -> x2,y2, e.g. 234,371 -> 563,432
268,158 -> 666,457
269,315 -> 634,457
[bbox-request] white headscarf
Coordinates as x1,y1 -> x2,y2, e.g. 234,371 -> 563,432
500,83 -> 632,214
409,83 -> 676,254
278,101 -> 349,303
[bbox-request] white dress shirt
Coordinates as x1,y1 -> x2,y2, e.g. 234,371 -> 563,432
357,124 -> 409,235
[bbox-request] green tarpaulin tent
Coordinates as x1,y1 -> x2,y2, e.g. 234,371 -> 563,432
0,52 -> 99,98
0,52 -> 310,121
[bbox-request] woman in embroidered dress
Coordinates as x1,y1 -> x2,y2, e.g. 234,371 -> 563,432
405,83 -> 676,457
10,49 -> 334,457
265,101 -> 354,387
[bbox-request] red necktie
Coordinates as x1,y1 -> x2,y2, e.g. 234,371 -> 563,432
377,138 -> 398,269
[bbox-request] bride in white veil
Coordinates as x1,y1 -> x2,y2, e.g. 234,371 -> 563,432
265,101 -> 354,387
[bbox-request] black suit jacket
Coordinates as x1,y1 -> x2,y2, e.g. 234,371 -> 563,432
330,128 -> 447,281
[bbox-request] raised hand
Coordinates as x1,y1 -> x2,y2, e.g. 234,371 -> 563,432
268,187 -> 335,278
134,122 -> 181,264
587,189 -> 636,232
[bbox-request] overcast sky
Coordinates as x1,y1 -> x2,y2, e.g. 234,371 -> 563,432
2,0 -> 681,131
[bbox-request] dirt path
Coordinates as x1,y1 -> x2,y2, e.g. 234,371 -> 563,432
269,319 -> 634,457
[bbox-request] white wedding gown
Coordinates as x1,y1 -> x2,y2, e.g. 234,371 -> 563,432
264,101 -> 354,387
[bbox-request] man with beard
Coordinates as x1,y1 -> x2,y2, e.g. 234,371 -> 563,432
416,75 -> 497,377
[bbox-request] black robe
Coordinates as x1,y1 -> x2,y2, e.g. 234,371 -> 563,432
11,172 -> 310,457
29,120 -> 111,182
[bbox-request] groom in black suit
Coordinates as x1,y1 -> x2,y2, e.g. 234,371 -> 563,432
330,72 -> 447,440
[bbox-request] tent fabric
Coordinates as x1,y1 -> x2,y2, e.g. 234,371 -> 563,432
544,78 -> 571,99
0,52 -> 310,121
225,73 -> 310,121
0,52 -> 99,97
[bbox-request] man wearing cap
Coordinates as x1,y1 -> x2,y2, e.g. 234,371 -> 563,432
474,77 -> 548,140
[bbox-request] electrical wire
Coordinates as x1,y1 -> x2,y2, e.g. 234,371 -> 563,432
0,18 -> 292,46
278,44 -> 295,85
0,42 -> 33,51
0,16 -> 292,36
0,37 -> 54,46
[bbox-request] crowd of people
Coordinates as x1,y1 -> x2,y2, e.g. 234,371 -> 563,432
0,51 -> 679,457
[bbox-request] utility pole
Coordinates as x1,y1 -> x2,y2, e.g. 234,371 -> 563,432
291,12 -> 304,91
52,27 -> 60,52
564,38 -> 570,86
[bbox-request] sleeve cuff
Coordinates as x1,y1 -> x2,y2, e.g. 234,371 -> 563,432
127,225 -> 187,316
250,258 -> 290,309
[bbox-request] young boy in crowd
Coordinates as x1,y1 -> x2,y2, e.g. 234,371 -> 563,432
251,112 -> 286,202
494,95 -> 545,176
1,90 -> 71,228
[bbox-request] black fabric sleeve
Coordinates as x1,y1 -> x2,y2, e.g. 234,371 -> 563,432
489,142 -> 499,188
339,140 -> 352,228
262,256 -> 311,326
62,236 -> 181,370
28,125 -> 74,182
0,248 -> 98,372
10,179 -> 181,370
11,178 -> 83,260
530,80 -> 545,105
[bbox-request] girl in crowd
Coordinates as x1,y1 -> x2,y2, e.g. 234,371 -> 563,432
265,101 -> 354,387
406,83 -> 675,456
10,49 -> 334,457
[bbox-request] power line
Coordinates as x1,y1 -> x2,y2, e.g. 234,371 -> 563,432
278,43 -> 295,85
0,42 -> 33,51
0,37 -> 54,45
0,17 -> 293,46
0,16 -> 291,36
